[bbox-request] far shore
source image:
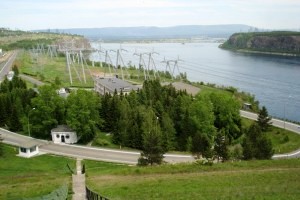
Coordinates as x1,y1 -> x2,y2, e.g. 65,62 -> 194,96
219,44 -> 300,57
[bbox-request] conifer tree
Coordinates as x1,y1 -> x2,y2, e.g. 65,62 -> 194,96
257,106 -> 272,131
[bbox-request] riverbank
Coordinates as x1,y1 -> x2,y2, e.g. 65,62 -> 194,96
219,44 -> 300,57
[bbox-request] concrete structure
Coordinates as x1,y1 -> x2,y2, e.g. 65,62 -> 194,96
18,140 -> 39,158
57,88 -> 69,98
94,77 -> 138,95
243,103 -> 252,110
51,125 -> 77,144
7,71 -> 14,81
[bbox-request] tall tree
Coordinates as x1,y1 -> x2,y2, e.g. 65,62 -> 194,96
30,85 -> 64,139
139,108 -> 165,165
160,112 -> 176,151
257,106 -> 272,131
214,129 -> 229,162
66,90 -> 101,143
242,123 -> 274,160
191,132 -> 212,159
209,93 -> 242,142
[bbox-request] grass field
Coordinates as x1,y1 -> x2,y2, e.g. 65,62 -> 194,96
84,159 -> 300,200
0,144 -> 75,200
241,118 -> 300,154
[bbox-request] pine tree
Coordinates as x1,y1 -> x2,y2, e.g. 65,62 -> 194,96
191,132 -> 211,159
257,106 -> 272,131
242,123 -> 274,160
214,130 -> 229,162
140,130 -> 164,165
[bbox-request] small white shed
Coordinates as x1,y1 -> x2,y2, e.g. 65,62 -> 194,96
51,125 -> 77,144
18,140 -> 39,158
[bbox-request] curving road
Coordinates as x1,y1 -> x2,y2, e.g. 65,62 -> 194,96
240,110 -> 300,135
0,51 -> 18,82
0,128 -> 194,164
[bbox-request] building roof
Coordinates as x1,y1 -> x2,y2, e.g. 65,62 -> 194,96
19,139 -> 39,148
51,125 -> 74,133
95,77 -> 138,93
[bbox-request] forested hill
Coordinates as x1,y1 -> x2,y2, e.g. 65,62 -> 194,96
220,31 -> 300,55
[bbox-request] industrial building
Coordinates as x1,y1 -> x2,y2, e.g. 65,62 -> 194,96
94,77 -> 138,95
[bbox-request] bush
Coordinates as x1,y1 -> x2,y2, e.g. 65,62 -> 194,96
194,158 -> 213,166
93,138 -> 109,147
137,156 -> 149,166
229,144 -> 243,160
281,135 -> 289,144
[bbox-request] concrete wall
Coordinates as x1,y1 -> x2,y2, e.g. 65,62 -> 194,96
19,146 -> 39,158
51,131 -> 78,144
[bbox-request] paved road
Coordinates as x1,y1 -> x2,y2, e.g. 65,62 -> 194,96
1,111 -> 299,164
240,110 -> 300,135
0,51 -> 18,82
0,128 -> 194,164
19,74 -> 45,86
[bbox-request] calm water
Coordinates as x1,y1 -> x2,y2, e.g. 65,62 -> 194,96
90,42 -> 300,122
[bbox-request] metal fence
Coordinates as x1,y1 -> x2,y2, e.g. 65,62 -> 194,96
86,186 -> 109,200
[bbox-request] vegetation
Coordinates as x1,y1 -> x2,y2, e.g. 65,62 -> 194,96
0,144 -> 75,199
241,118 -> 300,154
221,31 -> 300,55
242,123 -> 274,160
0,28 -> 82,51
84,159 -> 300,200
257,106 -> 272,131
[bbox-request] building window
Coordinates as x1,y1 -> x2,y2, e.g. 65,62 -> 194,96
56,134 -> 60,138
20,147 -> 27,153
30,146 -> 36,153
66,134 -> 70,139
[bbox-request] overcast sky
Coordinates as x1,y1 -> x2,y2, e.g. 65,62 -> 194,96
1,0 -> 299,30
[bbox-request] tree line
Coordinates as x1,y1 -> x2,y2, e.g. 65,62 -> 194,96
0,74 -> 273,162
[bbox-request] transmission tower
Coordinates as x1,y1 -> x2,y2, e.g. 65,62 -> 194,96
162,56 -> 183,80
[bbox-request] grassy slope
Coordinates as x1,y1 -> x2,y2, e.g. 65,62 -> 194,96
0,145 -> 75,199
241,118 -> 300,154
84,159 -> 300,200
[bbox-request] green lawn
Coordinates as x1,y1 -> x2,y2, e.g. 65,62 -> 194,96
85,159 -> 300,200
0,144 -> 75,200
241,118 -> 300,153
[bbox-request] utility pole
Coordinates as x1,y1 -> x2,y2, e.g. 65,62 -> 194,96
162,56 -> 183,80
133,52 -> 148,80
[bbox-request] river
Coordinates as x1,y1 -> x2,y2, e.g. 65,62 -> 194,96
90,42 -> 300,122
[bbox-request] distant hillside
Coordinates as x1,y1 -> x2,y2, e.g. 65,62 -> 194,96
221,31 -> 300,55
0,28 -> 85,51
35,24 -> 253,41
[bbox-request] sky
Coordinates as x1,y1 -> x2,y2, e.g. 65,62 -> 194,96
1,0 -> 300,30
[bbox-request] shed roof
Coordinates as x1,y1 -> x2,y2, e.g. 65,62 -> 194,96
19,139 -> 39,148
51,125 -> 74,133
96,77 -> 137,93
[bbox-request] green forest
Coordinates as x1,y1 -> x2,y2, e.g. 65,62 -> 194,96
0,67 -> 273,163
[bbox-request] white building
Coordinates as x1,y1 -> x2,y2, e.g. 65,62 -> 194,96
18,140 -> 39,158
57,88 -> 69,98
94,77 -> 138,95
51,125 -> 78,144
7,71 -> 14,81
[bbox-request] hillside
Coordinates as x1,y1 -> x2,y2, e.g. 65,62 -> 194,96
220,31 -> 300,55
35,24 -> 253,40
0,28 -> 86,51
